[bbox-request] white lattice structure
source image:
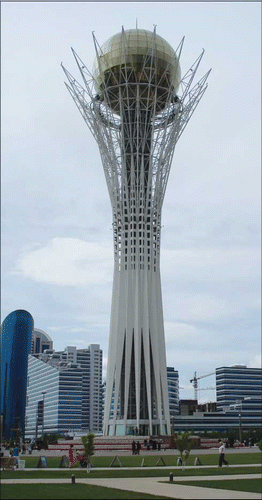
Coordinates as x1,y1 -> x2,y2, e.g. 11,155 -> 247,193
62,28 -> 210,436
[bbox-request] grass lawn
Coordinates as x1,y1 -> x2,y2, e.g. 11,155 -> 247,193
17,451 -> 261,469
174,478 -> 262,494
0,483 -> 172,500
1,465 -> 261,480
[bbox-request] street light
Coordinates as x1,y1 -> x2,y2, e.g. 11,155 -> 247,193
42,391 -> 47,439
171,415 -> 175,436
234,397 -> 251,443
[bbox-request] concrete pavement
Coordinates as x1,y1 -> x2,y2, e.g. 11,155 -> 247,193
80,475 -> 262,499
7,462 -> 261,471
2,474 -> 261,499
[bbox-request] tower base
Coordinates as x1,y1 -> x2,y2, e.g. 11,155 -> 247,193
105,419 -> 168,437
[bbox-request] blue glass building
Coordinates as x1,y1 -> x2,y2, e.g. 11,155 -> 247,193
1,310 -> 34,440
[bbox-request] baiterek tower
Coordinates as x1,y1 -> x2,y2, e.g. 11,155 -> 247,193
62,27 -> 210,436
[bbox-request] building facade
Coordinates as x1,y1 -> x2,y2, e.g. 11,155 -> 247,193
25,353 -> 83,438
167,367 -> 179,418
216,365 -> 262,411
31,329 -> 53,354
1,310 -> 34,440
172,408 -> 262,434
63,27 -> 210,436
25,344 -> 103,438
56,345 -> 103,433
171,365 -> 262,434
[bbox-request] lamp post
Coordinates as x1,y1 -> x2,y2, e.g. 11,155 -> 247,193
171,415 -> 175,436
235,397 -> 251,443
35,415 -> 38,444
235,399 -> 242,443
42,391 -> 47,439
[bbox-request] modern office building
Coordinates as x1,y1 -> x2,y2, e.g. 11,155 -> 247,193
25,353 -> 83,438
172,406 -> 262,434
31,329 -> 53,354
216,365 -> 262,411
63,28 -> 210,436
25,344 -> 103,438
171,365 -> 262,434
167,367 -> 179,418
1,310 -> 34,440
56,345 -> 103,433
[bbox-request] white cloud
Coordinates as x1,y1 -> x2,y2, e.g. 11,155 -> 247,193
161,247 -> 260,283
73,338 -> 91,347
164,322 -> 215,346
164,321 -> 199,341
49,326 -> 89,333
71,328 -> 87,333
249,354 -> 261,369
14,237 -> 113,286
164,291 -> 257,324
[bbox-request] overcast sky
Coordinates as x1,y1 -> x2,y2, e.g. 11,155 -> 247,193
2,1 -> 261,402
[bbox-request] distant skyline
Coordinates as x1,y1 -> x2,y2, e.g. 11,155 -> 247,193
2,2 -> 261,401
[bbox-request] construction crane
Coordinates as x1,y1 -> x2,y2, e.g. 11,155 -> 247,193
190,371 -> 215,401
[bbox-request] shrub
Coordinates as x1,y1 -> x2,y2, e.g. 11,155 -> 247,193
81,433 -> 95,466
176,431 -> 193,466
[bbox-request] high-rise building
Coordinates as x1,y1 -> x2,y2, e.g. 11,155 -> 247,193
1,310 -> 34,440
25,353 -> 83,438
25,344 -> 103,438
216,365 -> 262,412
31,328 -> 53,354
167,367 -> 179,418
63,28 -> 210,436
56,345 -> 103,433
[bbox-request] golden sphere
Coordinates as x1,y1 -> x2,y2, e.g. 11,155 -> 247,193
93,29 -> 181,112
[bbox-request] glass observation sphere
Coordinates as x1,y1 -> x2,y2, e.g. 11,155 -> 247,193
93,29 -> 181,113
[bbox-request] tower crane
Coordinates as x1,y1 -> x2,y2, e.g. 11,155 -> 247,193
190,371 -> 215,401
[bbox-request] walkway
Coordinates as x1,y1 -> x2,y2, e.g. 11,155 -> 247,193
2,473 -> 261,499
10,462 -> 261,471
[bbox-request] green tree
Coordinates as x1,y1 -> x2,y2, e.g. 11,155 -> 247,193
176,431 -> 193,466
81,433 -> 95,466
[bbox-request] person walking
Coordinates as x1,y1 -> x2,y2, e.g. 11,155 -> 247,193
136,441 -> 141,455
13,444 -> 19,467
68,444 -> 77,468
132,440 -> 136,455
218,441 -> 229,467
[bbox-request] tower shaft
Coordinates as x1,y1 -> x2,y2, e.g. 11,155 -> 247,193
105,93 -> 168,435
62,28 -> 210,436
